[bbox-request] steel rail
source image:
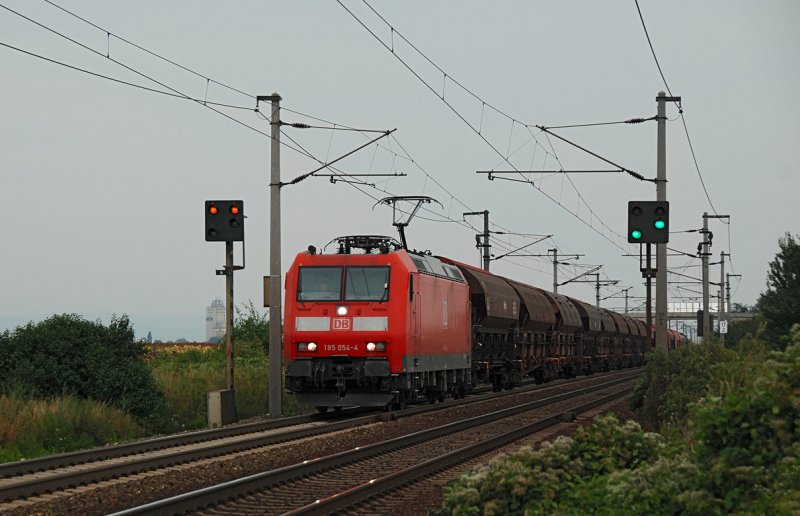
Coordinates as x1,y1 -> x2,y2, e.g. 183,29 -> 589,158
109,374 -> 638,515
0,369 -> 639,504
0,374 -> 539,478
0,368 -> 633,482
290,387 -> 634,515
0,409 -> 384,502
0,411 -> 345,478
0,380 -> 504,481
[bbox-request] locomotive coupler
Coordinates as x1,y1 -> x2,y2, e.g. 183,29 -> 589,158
335,370 -> 347,399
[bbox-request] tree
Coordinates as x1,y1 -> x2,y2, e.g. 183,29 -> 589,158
731,302 -> 755,313
757,233 -> 800,349
725,318 -> 763,348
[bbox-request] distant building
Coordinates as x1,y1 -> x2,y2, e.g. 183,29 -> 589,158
206,298 -> 226,342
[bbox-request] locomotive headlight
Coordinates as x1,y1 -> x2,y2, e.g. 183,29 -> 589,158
366,342 -> 386,352
337,306 -> 348,316
298,342 -> 318,352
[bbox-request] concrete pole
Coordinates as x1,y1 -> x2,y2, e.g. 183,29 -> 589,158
719,252 -> 726,345
655,91 -> 670,351
624,288 -> 629,314
463,210 -> 490,271
595,274 -> 601,308
551,248 -> 558,293
482,210 -> 490,271
702,212 -> 710,340
646,244 -> 653,348
726,273 -> 733,319
267,93 -> 282,416
726,274 -> 731,315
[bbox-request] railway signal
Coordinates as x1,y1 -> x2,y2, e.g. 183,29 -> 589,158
205,200 -> 244,242
204,199 -> 246,426
627,200 -> 669,244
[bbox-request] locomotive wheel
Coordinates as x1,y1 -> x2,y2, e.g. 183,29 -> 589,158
426,390 -> 437,404
393,390 -> 409,410
316,406 -> 329,413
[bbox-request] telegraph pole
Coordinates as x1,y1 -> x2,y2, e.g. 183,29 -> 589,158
727,273 -> 742,330
509,248 -> 582,294
655,91 -> 679,351
701,212 -> 710,340
574,273 -> 617,307
546,249 -> 584,293
464,210 -> 490,271
481,211 -> 489,271
259,93 -> 283,417
719,251 -> 727,344
595,274 -> 600,307
622,286 -> 631,313
700,213 -> 730,341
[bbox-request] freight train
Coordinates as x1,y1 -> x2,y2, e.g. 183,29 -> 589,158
283,235 -> 680,411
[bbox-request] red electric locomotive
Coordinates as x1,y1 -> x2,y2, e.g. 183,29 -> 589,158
283,236 -> 472,410
284,234 -> 649,411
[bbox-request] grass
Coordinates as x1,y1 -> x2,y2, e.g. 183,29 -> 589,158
0,339 -> 309,463
0,392 -> 143,463
146,341 -> 308,431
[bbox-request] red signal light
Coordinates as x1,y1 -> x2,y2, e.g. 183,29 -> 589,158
205,199 -> 244,242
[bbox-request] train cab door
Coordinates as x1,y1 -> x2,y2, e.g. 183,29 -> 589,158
410,272 -> 421,359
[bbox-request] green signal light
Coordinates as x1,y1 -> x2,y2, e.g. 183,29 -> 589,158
654,220 -> 666,230
631,229 -> 643,240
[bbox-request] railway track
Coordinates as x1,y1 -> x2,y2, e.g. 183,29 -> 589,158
0,379 -> 544,502
306,388 -> 631,516
112,375 -> 638,515
0,407 -> 371,503
0,369 -> 640,514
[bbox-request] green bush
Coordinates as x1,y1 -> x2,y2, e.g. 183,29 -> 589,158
631,341 -> 734,431
435,415 -> 667,515
0,314 -> 166,424
689,333 -> 800,513
436,332 -> 800,515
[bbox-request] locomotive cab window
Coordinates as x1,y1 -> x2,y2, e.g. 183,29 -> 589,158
297,266 -> 343,301
345,266 -> 390,301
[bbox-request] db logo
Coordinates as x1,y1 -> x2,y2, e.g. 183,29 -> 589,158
332,318 -> 351,330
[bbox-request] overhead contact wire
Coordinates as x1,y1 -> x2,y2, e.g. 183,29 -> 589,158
339,0 -> 640,258
42,0 -> 254,99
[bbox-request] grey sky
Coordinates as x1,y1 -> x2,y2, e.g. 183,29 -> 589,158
2,1 -> 797,341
